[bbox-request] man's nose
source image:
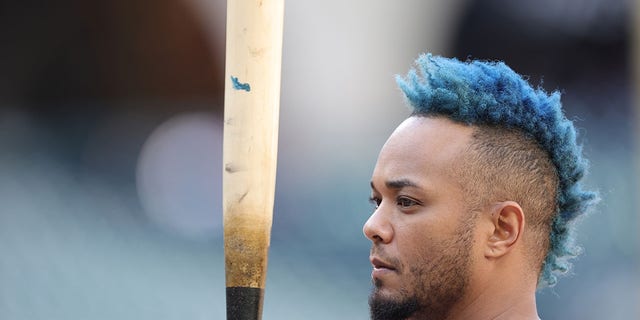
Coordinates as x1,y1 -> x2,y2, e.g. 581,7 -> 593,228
363,205 -> 393,244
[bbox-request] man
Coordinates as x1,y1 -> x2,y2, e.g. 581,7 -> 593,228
363,54 -> 597,320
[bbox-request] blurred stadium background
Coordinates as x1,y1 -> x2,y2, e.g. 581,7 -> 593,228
0,0 -> 637,318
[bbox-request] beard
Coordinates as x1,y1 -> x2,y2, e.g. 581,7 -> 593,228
368,289 -> 419,320
368,222 -> 475,320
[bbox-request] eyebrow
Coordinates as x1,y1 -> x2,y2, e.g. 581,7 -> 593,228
370,179 -> 421,190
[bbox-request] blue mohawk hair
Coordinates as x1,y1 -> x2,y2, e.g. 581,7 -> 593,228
396,54 -> 598,288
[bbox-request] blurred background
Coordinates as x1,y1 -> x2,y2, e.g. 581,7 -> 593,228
0,0 -> 637,318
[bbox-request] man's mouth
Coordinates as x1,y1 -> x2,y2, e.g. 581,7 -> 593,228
370,256 -> 397,279
371,257 -> 395,270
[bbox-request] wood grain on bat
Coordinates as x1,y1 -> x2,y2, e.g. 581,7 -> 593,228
223,0 -> 284,294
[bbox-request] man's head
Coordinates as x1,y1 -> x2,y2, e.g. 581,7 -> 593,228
365,117 -> 477,320
363,54 -> 597,319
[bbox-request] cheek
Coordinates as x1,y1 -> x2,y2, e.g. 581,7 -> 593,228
467,225 -> 487,266
395,219 -> 467,266
395,226 -> 439,265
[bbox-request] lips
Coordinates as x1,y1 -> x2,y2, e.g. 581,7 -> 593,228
370,256 -> 398,281
370,257 -> 396,271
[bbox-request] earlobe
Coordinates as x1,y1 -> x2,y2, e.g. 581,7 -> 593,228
485,201 -> 524,259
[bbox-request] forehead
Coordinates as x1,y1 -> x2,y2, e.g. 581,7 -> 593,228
373,116 -> 474,187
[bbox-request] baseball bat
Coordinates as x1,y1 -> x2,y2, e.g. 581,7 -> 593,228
223,1 -> 284,319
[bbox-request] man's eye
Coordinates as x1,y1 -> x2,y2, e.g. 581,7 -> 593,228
397,197 -> 417,208
369,197 -> 381,209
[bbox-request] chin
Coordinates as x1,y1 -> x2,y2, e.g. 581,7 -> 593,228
371,286 -> 392,301
373,274 -> 402,292
371,280 -> 413,307
368,288 -> 420,320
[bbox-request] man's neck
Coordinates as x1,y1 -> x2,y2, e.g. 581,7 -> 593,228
444,282 -> 539,319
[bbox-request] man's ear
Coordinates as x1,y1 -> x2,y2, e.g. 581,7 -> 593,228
485,201 -> 525,259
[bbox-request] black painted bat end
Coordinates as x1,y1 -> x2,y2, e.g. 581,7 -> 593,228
226,286 -> 264,320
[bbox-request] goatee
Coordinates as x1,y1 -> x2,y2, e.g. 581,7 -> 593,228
368,290 -> 419,320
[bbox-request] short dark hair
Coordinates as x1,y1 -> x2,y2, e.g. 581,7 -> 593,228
397,54 -> 598,287
459,124 -> 558,280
